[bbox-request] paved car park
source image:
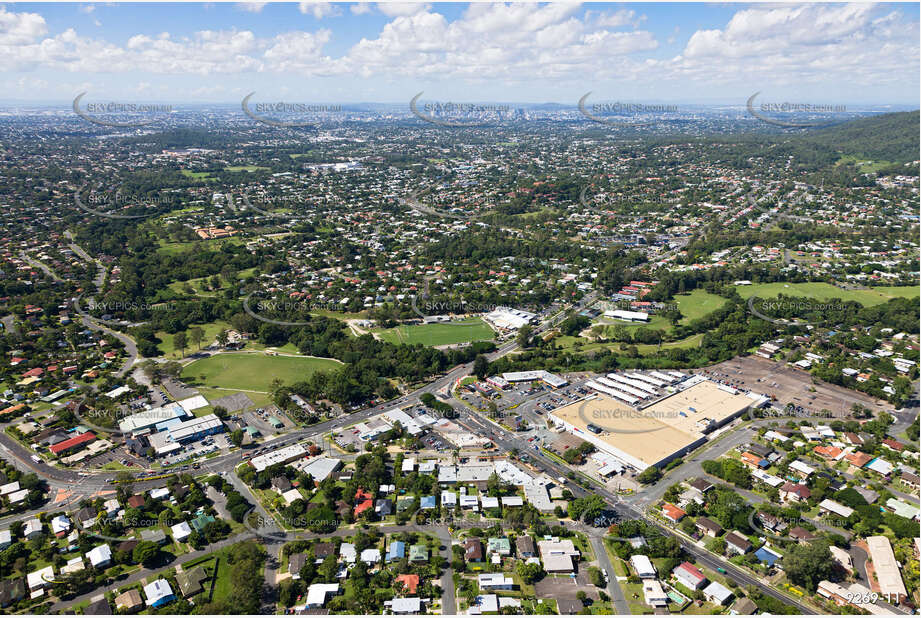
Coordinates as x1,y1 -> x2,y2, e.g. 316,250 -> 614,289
693,356 -> 890,417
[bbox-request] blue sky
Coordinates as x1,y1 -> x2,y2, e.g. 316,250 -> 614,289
1,2 -> 918,105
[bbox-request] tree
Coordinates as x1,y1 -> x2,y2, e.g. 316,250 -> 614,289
588,566 -> 605,588
189,326 -> 205,350
217,329 -> 229,347
473,355 -> 489,379
173,331 -> 188,357
782,542 -> 834,592
132,540 -> 160,567
516,325 -> 533,348
516,561 -> 544,584
568,495 -> 606,523
637,467 -> 661,484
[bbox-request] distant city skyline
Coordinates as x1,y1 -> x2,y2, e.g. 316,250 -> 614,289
0,2 -> 918,105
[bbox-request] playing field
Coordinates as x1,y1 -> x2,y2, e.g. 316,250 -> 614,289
674,289 -> 728,323
181,353 -> 342,391
735,282 -> 918,307
376,318 -> 494,346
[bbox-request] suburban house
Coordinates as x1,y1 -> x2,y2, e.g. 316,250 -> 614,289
673,562 -> 707,590
725,531 -> 752,555
779,482 -> 811,503
694,516 -> 723,538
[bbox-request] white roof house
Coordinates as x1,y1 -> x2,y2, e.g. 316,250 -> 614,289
360,548 -> 381,564
0,481 -> 20,495
282,488 -> 304,505
171,521 -> 192,541
789,460 -> 815,477
149,487 -> 170,500
23,518 -> 42,538
441,490 -> 457,507
61,556 -> 85,574
643,580 -> 668,606
866,536 -> 908,600
28,566 -> 55,590
630,554 -> 656,579
51,514 -> 71,535
867,458 -> 894,476
340,542 -> 356,563
704,581 -> 733,605
304,583 -> 339,608
143,579 -> 174,606
819,499 -> 855,519
87,544 -> 112,568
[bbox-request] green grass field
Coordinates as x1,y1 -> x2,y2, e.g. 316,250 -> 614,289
156,321 -> 232,358
836,155 -> 895,173
157,236 -> 245,255
166,267 -> 258,297
736,282 -> 918,306
225,165 -> 270,173
376,317 -> 494,346
674,289 -> 728,323
180,170 -> 214,180
181,353 -> 342,391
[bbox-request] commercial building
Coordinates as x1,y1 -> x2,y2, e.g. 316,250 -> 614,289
484,307 -> 536,330
250,444 -> 307,472
501,370 -> 568,388
604,309 -> 650,322
118,403 -> 189,435
49,431 -> 95,456
548,379 -> 751,470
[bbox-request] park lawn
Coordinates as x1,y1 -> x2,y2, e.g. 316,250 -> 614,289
376,318 -> 495,346
156,320 -> 233,358
167,267 -> 258,296
674,289 -> 727,324
181,352 -> 342,392
557,332 -> 703,356
836,155 -> 896,173
593,314 -> 672,335
180,170 -> 214,180
157,236 -> 245,256
225,165 -> 270,173
735,282 -> 918,307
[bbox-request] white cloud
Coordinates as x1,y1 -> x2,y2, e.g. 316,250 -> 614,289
237,3 -> 267,13
0,2 -> 914,101
673,4 -> 919,88
376,3 -> 429,18
299,2 -> 340,19
0,6 -> 48,45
